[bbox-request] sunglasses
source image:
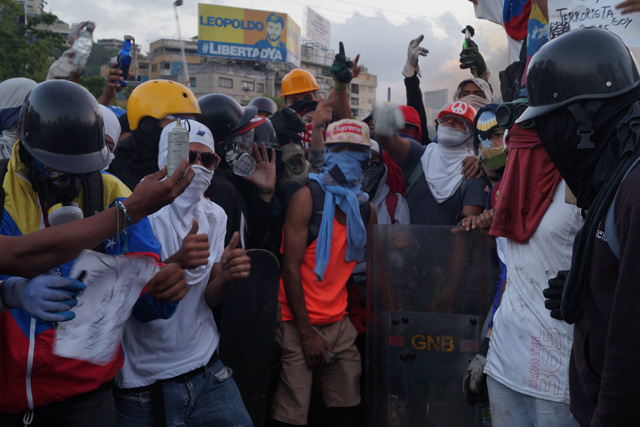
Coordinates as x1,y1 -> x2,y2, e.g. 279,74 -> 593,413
189,150 -> 220,170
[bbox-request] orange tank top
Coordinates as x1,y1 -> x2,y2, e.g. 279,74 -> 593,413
279,218 -> 356,325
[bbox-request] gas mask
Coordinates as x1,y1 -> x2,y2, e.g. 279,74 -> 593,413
28,158 -> 85,225
225,128 -> 256,177
278,143 -> 311,199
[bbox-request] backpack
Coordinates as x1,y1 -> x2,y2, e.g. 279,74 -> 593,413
307,180 -> 371,246
0,158 -> 106,252
604,156 -> 640,258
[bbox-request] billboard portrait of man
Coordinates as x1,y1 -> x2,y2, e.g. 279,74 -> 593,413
254,13 -> 287,61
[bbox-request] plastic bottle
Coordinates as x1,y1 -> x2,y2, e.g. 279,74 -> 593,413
117,36 -> 134,87
71,22 -> 95,73
166,119 -> 189,176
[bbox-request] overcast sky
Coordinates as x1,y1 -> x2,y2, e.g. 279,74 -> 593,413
47,0 -> 512,104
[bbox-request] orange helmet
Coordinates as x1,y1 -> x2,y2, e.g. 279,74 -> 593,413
437,101 -> 477,127
281,69 -> 319,97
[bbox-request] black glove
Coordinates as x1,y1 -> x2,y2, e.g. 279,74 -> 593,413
329,41 -> 354,90
462,337 -> 489,405
269,107 -> 306,146
459,39 -> 487,78
544,270 -> 568,320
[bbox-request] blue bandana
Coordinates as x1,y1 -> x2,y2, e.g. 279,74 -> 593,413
308,146 -> 370,281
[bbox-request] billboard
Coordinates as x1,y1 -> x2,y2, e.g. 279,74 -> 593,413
305,8 -> 331,48
198,4 -> 301,66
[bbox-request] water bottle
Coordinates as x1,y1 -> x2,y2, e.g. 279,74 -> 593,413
166,119 -> 189,176
117,36 -> 134,87
71,22 -> 95,73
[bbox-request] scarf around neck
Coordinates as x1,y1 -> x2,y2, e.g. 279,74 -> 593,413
308,148 -> 370,281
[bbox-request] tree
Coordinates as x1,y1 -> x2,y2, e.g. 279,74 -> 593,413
85,43 -> 118,76
78,75 -> 106,99
0,0 -> 67,82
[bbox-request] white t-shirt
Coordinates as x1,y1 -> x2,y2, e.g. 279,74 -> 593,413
116,199 -> 227,389
485,182 -> 582,403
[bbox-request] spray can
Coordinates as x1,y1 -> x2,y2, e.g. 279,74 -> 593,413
117,36 -> 134,87
166,119 -> 189,176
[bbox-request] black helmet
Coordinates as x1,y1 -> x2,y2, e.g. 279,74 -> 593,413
249,97 -> 278,116
18,80 -> 109,174
197,94 -> 257,142
254,119 -> 280,151
518,28 -> 640,124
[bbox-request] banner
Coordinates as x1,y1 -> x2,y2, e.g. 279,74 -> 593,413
198,4 -> 300,65
305,8 -> 331,48
548,0 -> 640,47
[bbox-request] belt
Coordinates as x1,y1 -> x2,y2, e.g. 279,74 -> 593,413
118,353 -> 219,394
165,352 -> 219,383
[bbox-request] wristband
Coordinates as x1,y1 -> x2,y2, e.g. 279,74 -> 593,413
115,201 -> 132,228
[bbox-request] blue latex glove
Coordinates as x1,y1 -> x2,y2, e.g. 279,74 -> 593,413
2,274 -> 86,322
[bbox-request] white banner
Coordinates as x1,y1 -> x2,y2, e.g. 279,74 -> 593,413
306,7 -> 331,48
548,0 -> 640,47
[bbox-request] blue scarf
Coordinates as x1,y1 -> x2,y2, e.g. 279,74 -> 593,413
308,146 -> 370,281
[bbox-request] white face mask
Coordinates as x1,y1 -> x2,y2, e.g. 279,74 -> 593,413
437,125 -> 473,148
102,152 -> 115,171
173,164 -> 213,209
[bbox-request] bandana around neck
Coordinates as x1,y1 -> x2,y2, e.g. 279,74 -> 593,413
308,147 -> 370,281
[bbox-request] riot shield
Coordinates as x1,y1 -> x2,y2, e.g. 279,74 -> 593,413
367,225 -> 498,427
219,249 -> 281,427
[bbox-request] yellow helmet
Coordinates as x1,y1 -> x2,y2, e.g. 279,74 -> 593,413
126,80 -> 201,130
281,69 -> 319,97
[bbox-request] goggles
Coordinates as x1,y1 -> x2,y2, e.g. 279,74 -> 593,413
437,115 -> 470,131
231,128 -> 256,152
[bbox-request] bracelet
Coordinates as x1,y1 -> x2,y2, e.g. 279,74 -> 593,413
259,189 -> 275,195
115,201 -> 132,228
114,201 -> 130,254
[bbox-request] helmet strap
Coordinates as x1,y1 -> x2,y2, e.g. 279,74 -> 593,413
566,101 -> 603,150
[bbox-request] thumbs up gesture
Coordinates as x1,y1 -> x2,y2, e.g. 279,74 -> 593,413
166,219 -> 211,269
220,232 -> 251,283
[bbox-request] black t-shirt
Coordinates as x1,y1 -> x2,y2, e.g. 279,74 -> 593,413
571,165 -> 640,425
401,139 -> 487,225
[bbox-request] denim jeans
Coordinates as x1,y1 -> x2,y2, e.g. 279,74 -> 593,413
114,359 -> 253,427
487,375 -> 578,427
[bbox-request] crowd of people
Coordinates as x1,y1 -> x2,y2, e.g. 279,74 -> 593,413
1,0 -> 640,426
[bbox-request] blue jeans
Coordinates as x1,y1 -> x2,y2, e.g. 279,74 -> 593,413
114,359 -> 253,427
487,375 -> 578,427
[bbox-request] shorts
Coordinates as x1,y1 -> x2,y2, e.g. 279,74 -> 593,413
271,316 -> 361,425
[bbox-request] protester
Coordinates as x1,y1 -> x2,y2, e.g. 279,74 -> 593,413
196,93 -> 278,248
115,120 -> 252,426
250,96 -> 279,118
109,79 -> 201,190
0,80 -> 189,426
0,158 -> 192,279
519,28 -> 640,426
375,101 -> 487,225
272,119 -> 377,426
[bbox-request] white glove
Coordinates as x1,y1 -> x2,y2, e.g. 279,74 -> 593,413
373,106 -> 405,139
403,35 -> 429,78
